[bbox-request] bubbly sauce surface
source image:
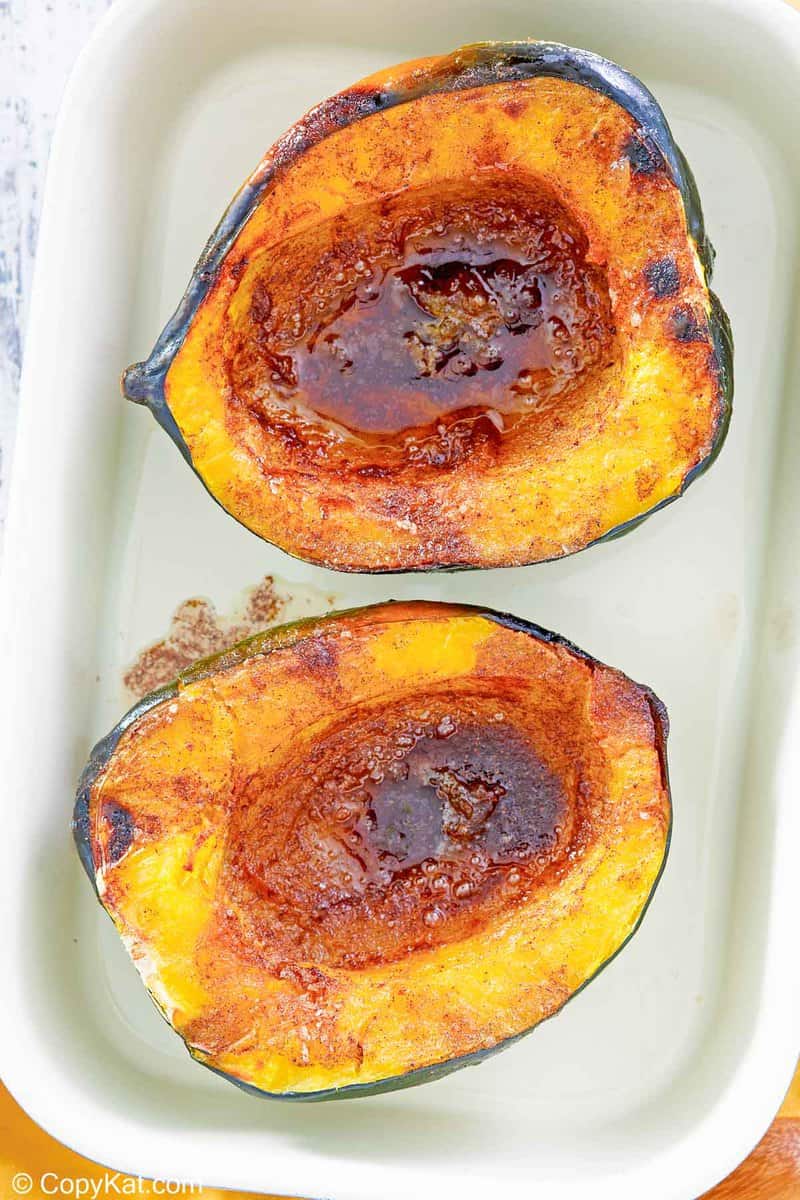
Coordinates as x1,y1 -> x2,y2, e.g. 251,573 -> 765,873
226,178 -> 615,468
224,696 -> 576,969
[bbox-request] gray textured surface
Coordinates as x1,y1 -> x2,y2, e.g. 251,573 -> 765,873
0,0 -> 114,545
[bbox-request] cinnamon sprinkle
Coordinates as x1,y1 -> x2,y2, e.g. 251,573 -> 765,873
123,576 -> 330,701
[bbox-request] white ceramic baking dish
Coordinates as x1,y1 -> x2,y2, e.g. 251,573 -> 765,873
2,0 -> 799,1196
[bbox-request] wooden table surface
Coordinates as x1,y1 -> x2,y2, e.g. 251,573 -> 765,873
1,2 -> 797,1196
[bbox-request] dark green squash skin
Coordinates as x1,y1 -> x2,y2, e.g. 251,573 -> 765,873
122,40 -> 732,574
73,600 -> 672,1101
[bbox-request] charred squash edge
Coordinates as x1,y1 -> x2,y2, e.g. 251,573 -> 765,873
73,600 -> 672,1100
121,41 -> 732,573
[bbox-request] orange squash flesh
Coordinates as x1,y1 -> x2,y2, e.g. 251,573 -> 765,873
75,601 -> 671,1099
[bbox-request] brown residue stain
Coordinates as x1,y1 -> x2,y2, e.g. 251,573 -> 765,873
123,577 -> 286,701
769,605 -> 796,652
716,593 -> 741,646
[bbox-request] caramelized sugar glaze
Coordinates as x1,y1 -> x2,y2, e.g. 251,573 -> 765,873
224,176 -> 617,470
224,689 -> 590,970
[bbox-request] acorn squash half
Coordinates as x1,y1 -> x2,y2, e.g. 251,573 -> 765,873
74,601 -> 671,1099
124,41 -> 731,572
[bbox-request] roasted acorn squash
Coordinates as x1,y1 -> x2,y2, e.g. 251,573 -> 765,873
74,601 -> 671,1099
125,41 -> 731,572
